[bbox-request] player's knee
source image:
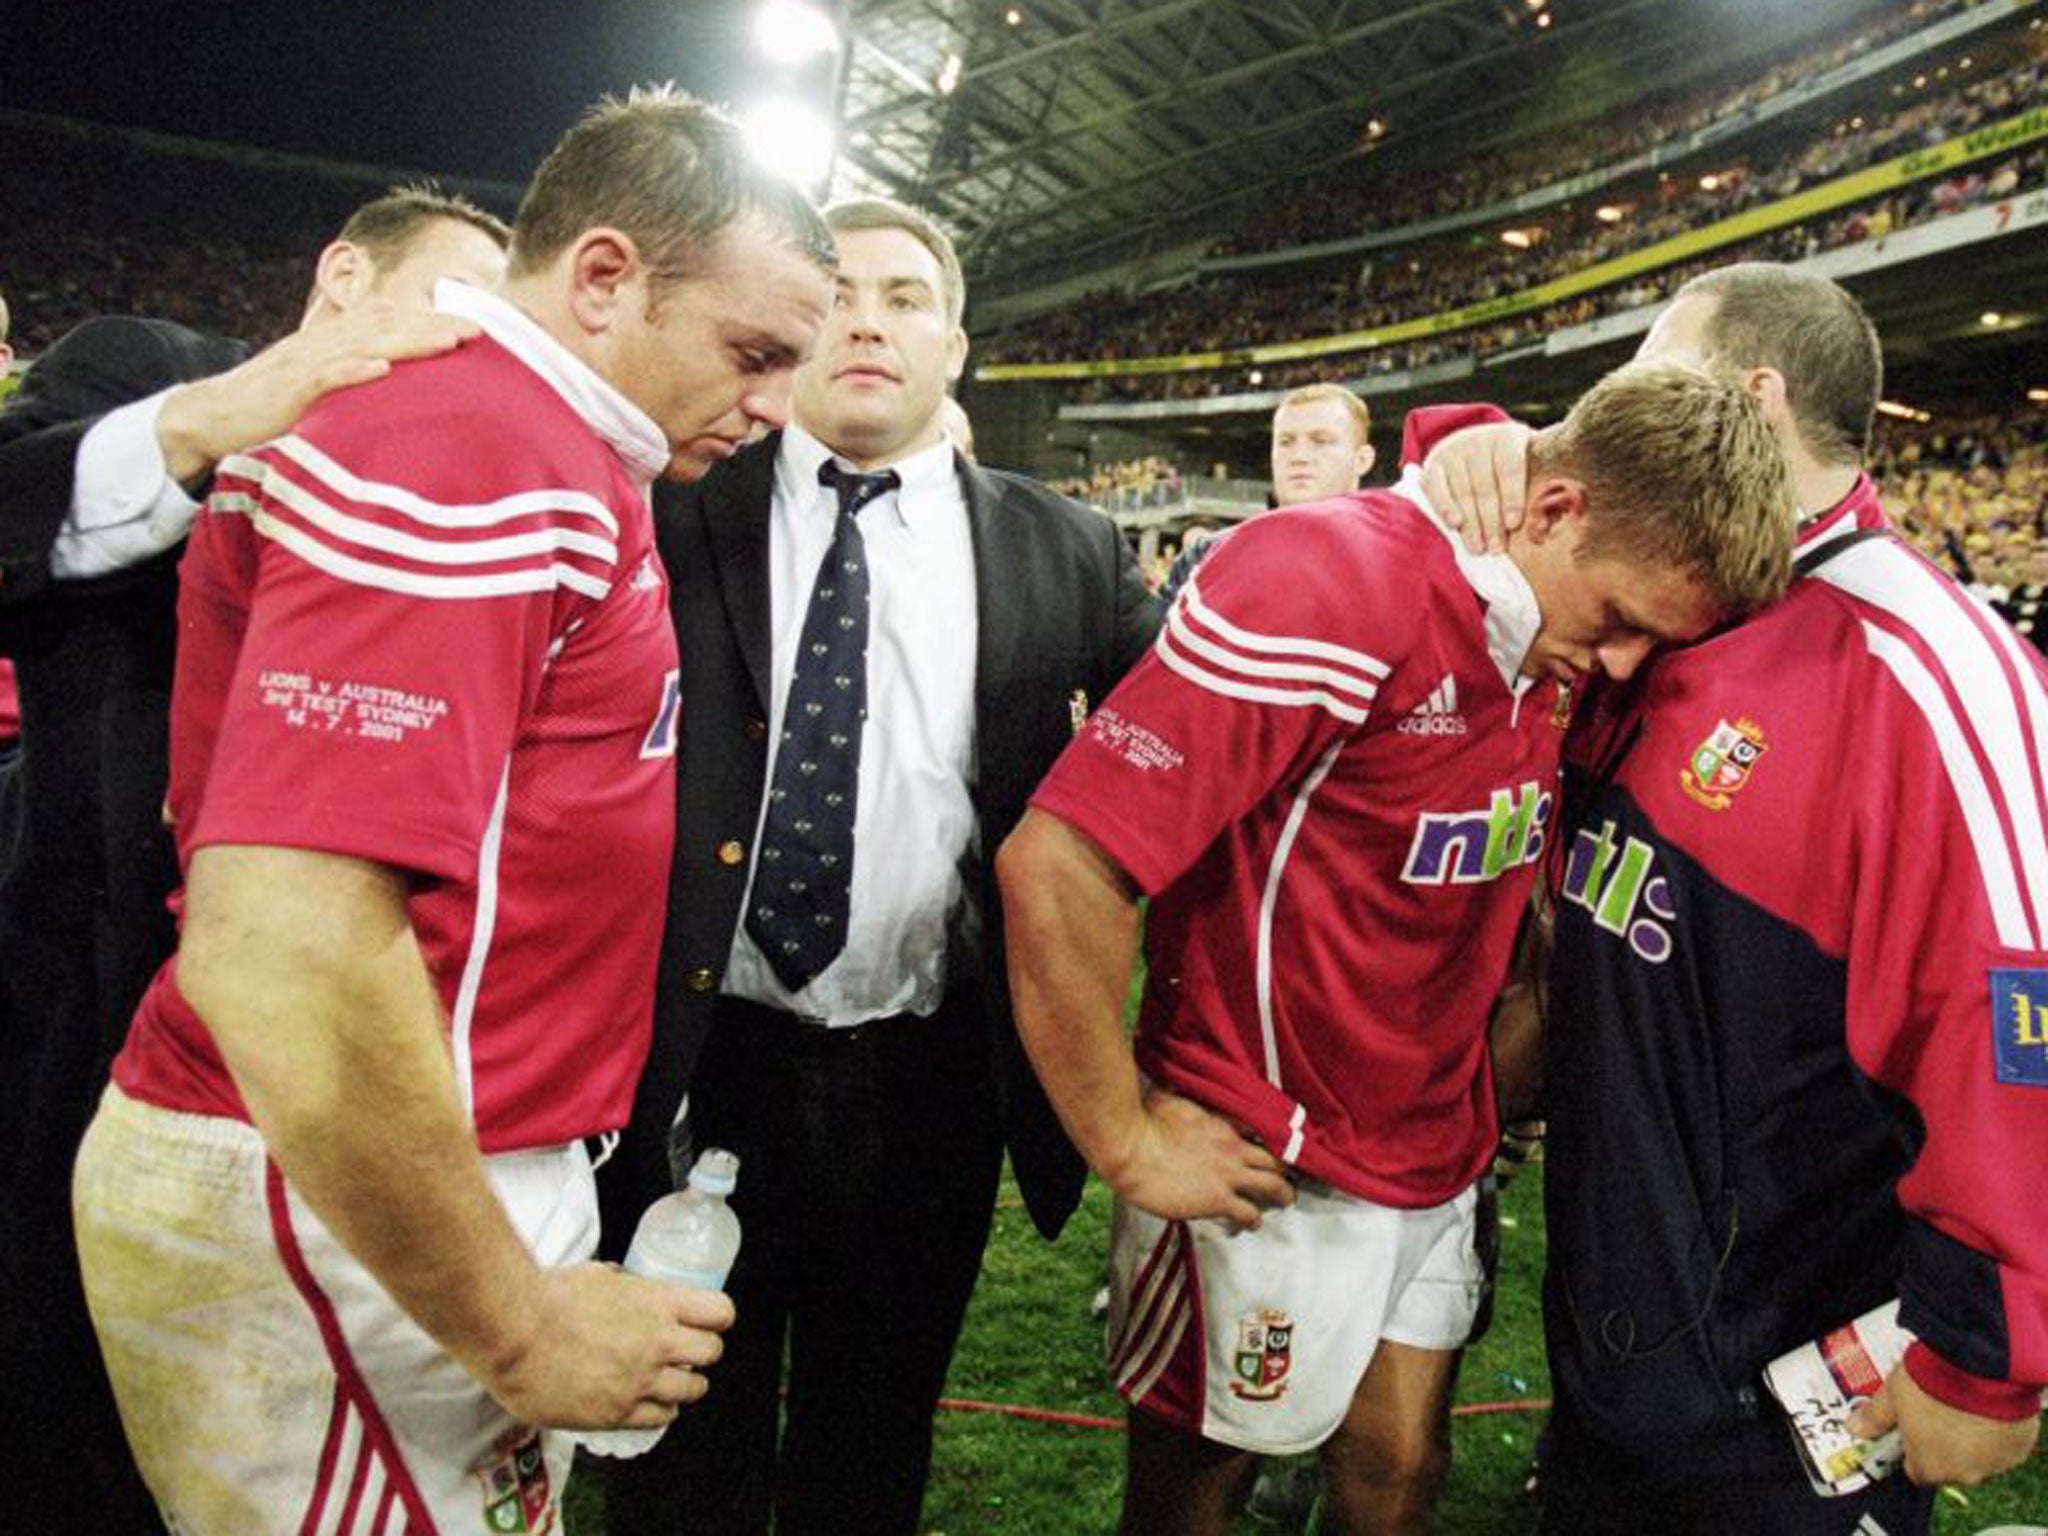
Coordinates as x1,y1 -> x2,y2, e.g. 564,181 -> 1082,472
1329,1418 -> 1448,1496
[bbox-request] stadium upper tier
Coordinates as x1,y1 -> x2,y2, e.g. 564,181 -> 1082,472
973,32 -> 2046,401
1205,0 -> 2021,266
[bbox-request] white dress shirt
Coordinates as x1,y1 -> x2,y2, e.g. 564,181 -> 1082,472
54,390 -> 201,578
723,424 -> 979,1026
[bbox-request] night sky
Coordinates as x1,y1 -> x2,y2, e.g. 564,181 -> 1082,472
2,1 -> 764,186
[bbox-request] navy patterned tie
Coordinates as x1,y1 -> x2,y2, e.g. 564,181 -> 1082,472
746,461 -> 898,992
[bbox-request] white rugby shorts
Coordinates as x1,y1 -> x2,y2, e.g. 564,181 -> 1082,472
73,1083 -> 599,1535
1105,1178 -> 1481,1455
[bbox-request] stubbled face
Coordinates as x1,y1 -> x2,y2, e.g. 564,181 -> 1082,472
1270,397 -> 1374,504
791,225 -> 966,470
1516,518 -> 1723,685
606,219 -> 833,482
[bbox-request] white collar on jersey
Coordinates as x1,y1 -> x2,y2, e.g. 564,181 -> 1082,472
430,279 -> 670,486
1393,465 -> 1540,693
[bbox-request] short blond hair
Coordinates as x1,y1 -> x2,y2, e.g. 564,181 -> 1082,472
1274,384 -> 1370,440
1535,357 -> 1793,613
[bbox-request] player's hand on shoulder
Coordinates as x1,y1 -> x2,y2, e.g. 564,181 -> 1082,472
157,300 -> 480,482
1113,1085 -> 1295,1232
1847,1362 -> 2042,1487
481,1261 -> 734,1431
1422,420 -> 1532,555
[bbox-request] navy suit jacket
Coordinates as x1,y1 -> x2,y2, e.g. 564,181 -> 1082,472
0,317 -> 247,1100
604,432 -> 1160,1247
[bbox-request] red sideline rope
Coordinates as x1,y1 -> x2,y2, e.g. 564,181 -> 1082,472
935,1396 -> 1554,1432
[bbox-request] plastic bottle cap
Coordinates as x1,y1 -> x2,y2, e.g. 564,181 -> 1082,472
688,1147 -> 740,1197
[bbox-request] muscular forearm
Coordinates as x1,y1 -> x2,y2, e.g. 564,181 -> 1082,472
996,808 -> 1147,1182
152,380 -> 241,487
180,845 -> 545,1390
154,303 -> 483,487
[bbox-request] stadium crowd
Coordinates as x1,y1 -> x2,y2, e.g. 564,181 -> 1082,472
1046,453 -> 1183,507
984,27 -> 2047,401
1211,0 -> 1996,256
1881,408 -> 2048,602
0,123 -> 507,356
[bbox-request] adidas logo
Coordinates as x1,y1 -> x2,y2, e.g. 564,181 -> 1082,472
1398,674 -> 1468,736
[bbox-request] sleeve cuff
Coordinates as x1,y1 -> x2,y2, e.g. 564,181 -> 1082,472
53,388 -> 200,579
1902,1340 -> 2046,1421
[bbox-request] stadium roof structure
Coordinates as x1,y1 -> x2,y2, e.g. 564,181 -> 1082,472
830,0 -> 1901,298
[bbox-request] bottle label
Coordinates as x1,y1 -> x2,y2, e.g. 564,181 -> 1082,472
1761,1300 -> 1909,1496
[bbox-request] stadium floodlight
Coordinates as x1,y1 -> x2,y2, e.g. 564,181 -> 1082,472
2028,387 -> 2048,403
1981,311 -> 2005,328
743,97 -> 837,188
937,51 -> 963,95
753,0 -> 840,66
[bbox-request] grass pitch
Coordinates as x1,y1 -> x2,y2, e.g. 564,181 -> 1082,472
571,1162 -> 2045,1532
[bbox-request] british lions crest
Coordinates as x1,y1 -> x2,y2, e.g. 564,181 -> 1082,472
1229,1308 -> 1293,1401
1680,717 -> 1767,810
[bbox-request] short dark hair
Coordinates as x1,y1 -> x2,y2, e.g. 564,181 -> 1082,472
1679,263 -> 1882,468
822,198 -> 966,327
508,85 -> 835,291
335,182 -> 510,263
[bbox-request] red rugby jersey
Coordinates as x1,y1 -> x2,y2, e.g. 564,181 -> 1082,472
1032,476 -> 1568,1206
114,289 -> 680,1152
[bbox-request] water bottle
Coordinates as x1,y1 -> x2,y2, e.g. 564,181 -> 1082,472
574,1148 -> 741,1459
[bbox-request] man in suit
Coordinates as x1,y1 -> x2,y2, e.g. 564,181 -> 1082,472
601,196 -> 1160,1536
0,186 -> 505,1532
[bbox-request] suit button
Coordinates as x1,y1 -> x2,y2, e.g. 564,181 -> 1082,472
686,968 -> 717,993
716,839 -> 746,867
744,716 -> 768,742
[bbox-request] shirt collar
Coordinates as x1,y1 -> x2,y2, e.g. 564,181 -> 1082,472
431,279 -> 669,486
775,423 -> 959,531
1794,471 -> 1888,564
1392,465 -> 1540,692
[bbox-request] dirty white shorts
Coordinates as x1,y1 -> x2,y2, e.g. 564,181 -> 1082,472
74,1083 -> 598,1534
1105,1177 -> 1480,1455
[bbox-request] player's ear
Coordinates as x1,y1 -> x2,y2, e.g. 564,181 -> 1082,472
563,228 -> 643,336
310,241 -> 375,312
1521,476 -> 1588,543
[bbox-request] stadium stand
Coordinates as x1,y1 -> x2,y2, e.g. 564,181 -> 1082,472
978,10 -> 2047,403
